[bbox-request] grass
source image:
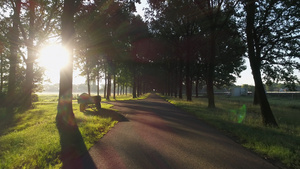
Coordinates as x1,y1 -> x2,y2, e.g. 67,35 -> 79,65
106,93 -> 150,101
160,94 -> 300,169
0,93 -> 147,168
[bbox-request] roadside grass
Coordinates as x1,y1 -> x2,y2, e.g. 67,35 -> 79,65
160,94 -> 300,169
37,93 -> 150,102
0,93 -> 149,168
105,93 -> 150,101
0,101 -> 117,168
38,94 -> 59,102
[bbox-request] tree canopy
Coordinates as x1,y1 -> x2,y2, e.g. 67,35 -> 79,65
0,0 -> 299,126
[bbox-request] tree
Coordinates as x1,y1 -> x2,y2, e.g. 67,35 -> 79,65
244,0 -> 299,127
56,0 -> 96,168
245,0 -> 276,127
6,0 -> 21,107
0,28 -> 10,95
20,0 -> 60,108
148,0 -> 245,104
0,0 -> 60,108
57,0 -> 77,127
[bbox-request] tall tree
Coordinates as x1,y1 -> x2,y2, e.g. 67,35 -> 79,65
56,1 -> 96,168
10,0 -> 60,108
244,0 -> 299,127
0,27 -> 10,95
148,0 -> 244,104
6,0 -> 21,107
57,0 -> 77,127
23,0 -> 36,108
245,0 -> 276,127
197,0 -> 240,108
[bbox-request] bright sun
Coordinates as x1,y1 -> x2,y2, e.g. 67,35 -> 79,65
38,44 -> 69,71
37,44 -> 70,83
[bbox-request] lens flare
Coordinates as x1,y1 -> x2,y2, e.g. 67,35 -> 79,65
229,104 -> 246,123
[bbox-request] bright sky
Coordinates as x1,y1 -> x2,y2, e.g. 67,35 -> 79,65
37,44 -> 86,85
235,59 -> 254,86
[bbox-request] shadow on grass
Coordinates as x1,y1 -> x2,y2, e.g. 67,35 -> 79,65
85,108 -> 128,122
0,108 -> 15,136
56,107 -> 128,169
56,105 -> 97,169
0,107 -> 37,136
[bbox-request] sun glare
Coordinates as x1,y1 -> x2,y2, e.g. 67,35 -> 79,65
38,45 -> 69,71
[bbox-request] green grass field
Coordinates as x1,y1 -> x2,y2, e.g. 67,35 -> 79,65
160,94 -> 300,169
0,93 -> 148,168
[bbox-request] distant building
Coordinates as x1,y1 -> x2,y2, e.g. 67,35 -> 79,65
230,87 -> 248,96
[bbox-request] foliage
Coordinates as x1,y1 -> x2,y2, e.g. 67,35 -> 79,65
239,0 -> 300,85
74,1 -> 150,99
0,0 -> 62,107
147,0 -> 246,103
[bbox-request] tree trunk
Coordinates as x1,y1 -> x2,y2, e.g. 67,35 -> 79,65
104,71 -> 107,98
253,87 -> 259,105
123,84 -> 125,95
132,71 -> 137,98
57,0 -> 76,127
186,63 -> 192,101
178,69 -> 183,99
195,78 -> 199,98
97,72 -> 100,96
56,0 -> 95,168
106,71 -> 111,100
137,75 -> 140,97
113,73 -> 116,99
246,0 -> 278,127
117,83 -> 119,96
0,54 -> 3,93
23,0 -> 35,108
7,0 -> 21,107
185,43 -> 192,101
206,29 -> 216,108
174,67 -> 178,97
86,57 -> 91,96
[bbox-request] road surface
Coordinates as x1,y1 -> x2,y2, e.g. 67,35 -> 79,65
87,93 -> 278,169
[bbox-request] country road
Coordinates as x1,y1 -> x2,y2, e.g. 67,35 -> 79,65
86,93 -> 278,169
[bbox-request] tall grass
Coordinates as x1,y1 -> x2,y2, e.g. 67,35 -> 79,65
161,94 -> 300,169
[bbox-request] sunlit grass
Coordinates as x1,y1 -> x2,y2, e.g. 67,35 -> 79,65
0,102 -> 117,168
107,93 -> 150,101
160,94 -> 300,168
0,93 -> 149,168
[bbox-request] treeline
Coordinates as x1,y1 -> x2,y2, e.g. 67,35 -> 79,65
42,83 -> 133,95
0,0 -> 299,127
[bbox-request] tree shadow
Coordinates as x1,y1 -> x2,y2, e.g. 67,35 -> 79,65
56,105 -> 97,169
56,106 -> 127,169
84,107 -> 128,122
0,107 -> 15,136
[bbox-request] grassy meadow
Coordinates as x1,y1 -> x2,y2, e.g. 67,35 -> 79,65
160,94 -> 300,169
0,93 -> 146,168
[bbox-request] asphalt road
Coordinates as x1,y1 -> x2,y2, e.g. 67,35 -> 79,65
88,93 -> 278,169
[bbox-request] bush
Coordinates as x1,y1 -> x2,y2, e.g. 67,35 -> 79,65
31,94 -> 39,102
